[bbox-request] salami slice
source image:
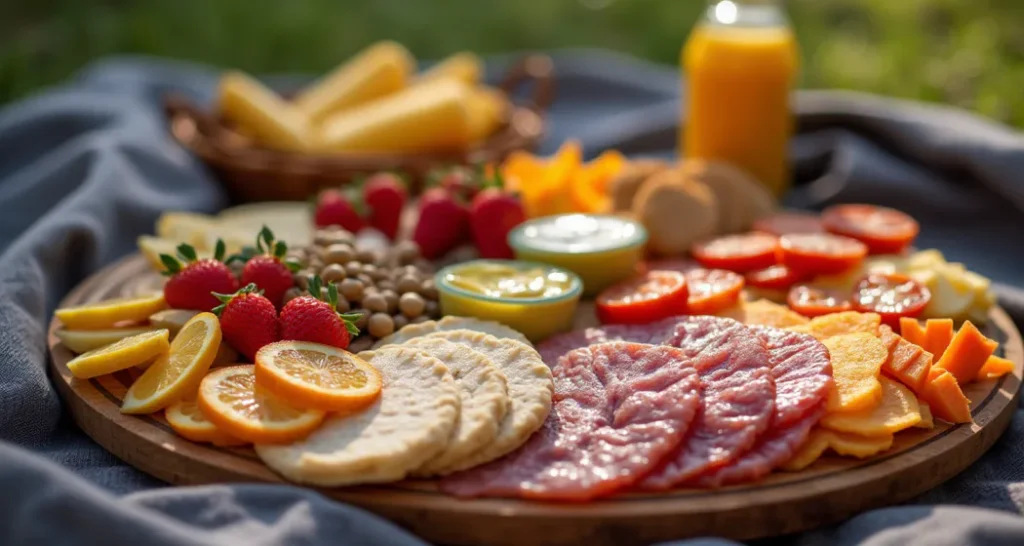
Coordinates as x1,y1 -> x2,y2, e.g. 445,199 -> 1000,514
441,342 -> 702,501
693,326 -> 833,487
536,316 -> 686,368
639,316 -> 775,490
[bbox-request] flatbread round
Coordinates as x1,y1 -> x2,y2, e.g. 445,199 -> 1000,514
255,346 -> 460,486
608,159 -> 669,212
423,330 -> 553,473
401,337 -> 510,477
372,316 -> 531,348
218,201 -> 312,246
682,160 -> 776,233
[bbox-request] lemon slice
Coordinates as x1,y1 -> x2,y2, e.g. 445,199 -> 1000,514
165,396 -> 247,445
156,212 -> 220,249
121,313 -> 222,414
149,309 -> 202,336
66,330 -> 170,379
55,326 -> 159,354
254,341 -> 382,411
56,294 -> 167,330
198,365 -> 325,444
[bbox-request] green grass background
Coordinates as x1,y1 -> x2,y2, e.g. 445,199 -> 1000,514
4,0 -> 1024,125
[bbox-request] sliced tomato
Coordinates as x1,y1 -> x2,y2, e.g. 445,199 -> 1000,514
745,265 -> 809,291
778,233 -> 867,275
691,233 -> 779,273
822,204 -> 919,255
852,273 -> 931,327
787,285 -> 853,317
685,268 -> 744,315
596,270 -> 689,324
752,212 -> 824,236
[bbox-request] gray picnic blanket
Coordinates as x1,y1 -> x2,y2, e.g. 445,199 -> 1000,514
1,50 -> 1023,546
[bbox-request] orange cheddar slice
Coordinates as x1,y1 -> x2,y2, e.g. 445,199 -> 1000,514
934,321 -> 997,385
976,355 -> 1014,381
878,325 -> 932,394
920,367 -> 971,424
923,319 -> 954,362
899,317 -> 926,347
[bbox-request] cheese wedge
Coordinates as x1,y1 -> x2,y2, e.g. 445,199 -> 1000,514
218,71 -> 310,152
295,41 -> 414,123
317,79 -> 471,153
418,51 -> 484,85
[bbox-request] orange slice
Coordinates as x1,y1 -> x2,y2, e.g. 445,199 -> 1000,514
254,341 -> 382,411
165,396 -> 247,446
121,312 -> 222,414
198,365 -> 325,444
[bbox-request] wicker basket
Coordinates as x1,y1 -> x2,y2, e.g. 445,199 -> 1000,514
164,54 -> 555,203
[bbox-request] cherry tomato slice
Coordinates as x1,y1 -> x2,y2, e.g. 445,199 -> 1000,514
745,265 -> 809,291
778,233 -> 868,275
852,273 -> 931,327
596,270 -> 689,324
691,233 -> 779,273
685,268 -> 744,315
822,204 -> 919,255
787,285 -> 853,317
753,212 -> 824,236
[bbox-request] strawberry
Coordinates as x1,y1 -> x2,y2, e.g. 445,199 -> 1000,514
313,188 -> 366,233
278,276 -> 360,350
412,187 -> 471,259
428,165 -> 479,201
213,283 -> 279,361
160,241 -> 239,311
362,172 -> 407,241
469,171 -> 526,259
235,226 -> 300,309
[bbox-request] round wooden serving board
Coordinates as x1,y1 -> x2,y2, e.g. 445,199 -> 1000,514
49,253 -> 1024,546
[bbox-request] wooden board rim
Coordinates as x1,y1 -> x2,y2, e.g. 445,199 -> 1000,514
48,253 -> 1024,545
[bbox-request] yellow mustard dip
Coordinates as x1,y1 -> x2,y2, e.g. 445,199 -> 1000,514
435,260 -> 582,342
444,263 -> 574,300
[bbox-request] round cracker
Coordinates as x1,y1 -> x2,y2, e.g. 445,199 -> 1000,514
423,329 -> 553,473
401,337 -> 510,477
255,346 -> 460,486
681,160 -> 745,234
608,159 -> 670,212
632,168 -> 718,256
683,160 -> 776,233
372,316 -> 531,348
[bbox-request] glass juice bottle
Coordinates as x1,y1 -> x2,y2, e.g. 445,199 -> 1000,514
682,0 -> 799,196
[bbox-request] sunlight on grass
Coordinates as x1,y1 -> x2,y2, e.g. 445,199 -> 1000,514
2,0 -> 1023,125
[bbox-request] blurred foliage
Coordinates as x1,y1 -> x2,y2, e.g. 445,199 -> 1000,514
3,0 -> 1024,125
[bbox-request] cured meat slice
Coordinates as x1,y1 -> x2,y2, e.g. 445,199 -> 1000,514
693,326 -> 833,487
640,316 -> 775,490
441,342 -> 702,501
536,316 -> 685,368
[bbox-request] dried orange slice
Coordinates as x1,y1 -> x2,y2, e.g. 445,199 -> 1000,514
121,313 -> 221,414
254,341 -> 382,411
165,396 -> 247,446
198,365 -> 325,444
66,329 -> 170,379
56,293 -> 167,330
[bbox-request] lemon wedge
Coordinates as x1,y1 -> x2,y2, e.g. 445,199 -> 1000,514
66,330 -> 170,379
121,312 -> 222,414
56,293 -> 167,330
55,326 -> 160,354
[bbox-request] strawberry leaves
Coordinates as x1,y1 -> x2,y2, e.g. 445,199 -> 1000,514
307,275 -> 361,336
211,282 -> 264,316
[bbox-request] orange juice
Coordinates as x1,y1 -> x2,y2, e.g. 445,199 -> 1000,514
682,1 -> 799,196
